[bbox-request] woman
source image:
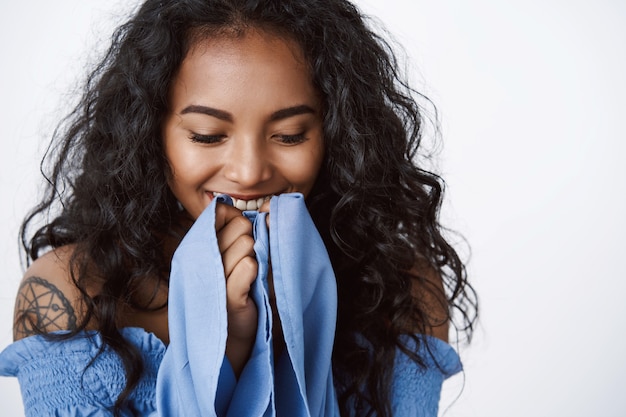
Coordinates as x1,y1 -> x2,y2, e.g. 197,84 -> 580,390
0,0 -> 477,416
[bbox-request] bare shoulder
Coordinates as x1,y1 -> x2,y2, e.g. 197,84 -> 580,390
410,262 -> 450,343
13,246 -> 86,341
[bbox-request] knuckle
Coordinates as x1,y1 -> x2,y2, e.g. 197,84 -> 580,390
238,256 -> 258,278
236,234 -> 255,250
230,215 -> 253,232
225,256 -> 257,284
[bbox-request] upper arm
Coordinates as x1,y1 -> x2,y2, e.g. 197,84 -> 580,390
13,246 -> 85,341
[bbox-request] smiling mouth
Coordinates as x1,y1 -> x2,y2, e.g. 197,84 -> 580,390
212,192 -> 271,211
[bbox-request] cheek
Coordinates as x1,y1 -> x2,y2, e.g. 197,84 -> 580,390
288,144 -> 324,187
166,142 -> 216,189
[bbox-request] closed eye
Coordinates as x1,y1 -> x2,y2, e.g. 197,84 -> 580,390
275,133 -> 307,145
190,133 -> 226,144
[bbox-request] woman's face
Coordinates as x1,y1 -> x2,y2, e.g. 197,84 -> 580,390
163,29 -> 324,219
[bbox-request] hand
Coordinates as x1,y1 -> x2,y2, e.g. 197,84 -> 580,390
214,203 -> 258,377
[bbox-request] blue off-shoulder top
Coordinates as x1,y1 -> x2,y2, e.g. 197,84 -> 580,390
0,329 -> 459,416
0,194 -> 461,416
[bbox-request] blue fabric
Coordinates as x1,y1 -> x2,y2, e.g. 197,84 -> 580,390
157,193 -> 340,416
0,327 -> 164,417
0,192 -> 462,416
0,330 -> 460,417
390,335 -> 462,417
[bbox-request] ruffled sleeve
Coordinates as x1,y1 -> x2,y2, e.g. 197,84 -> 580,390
391,335 -> 462,416
0,327 -> 165,417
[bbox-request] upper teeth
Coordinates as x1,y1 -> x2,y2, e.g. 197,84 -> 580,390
213,192 -> 271,211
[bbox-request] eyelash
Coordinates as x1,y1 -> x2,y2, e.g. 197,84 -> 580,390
189,133 -> 308,145
276,133 -> 307,145
190,134 -> 225,144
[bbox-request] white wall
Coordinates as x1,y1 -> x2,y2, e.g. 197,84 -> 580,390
1,1 -> 624,416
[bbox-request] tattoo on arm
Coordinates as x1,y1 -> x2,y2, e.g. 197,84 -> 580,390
13,276 -> 78,340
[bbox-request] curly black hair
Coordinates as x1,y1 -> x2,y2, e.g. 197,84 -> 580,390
20,0 -> 477,415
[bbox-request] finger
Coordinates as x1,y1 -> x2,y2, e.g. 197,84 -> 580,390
214,202 -> 246,232
225,255 -> 258,310
259,198 -> 271,213
217,215 -> 253,253
258,199 -> 271,229
222,234 -> 256,278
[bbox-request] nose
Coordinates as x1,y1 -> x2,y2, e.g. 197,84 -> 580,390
223,134 -> 273,187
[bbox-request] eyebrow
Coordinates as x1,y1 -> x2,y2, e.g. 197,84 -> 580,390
181,105 -> 232,121
180,104 -> 316,122
269,105 -> 316,121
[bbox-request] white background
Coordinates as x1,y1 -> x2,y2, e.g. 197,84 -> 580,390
1,1 -> 625,416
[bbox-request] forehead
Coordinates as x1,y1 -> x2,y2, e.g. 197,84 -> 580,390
169,29 -> 317,111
